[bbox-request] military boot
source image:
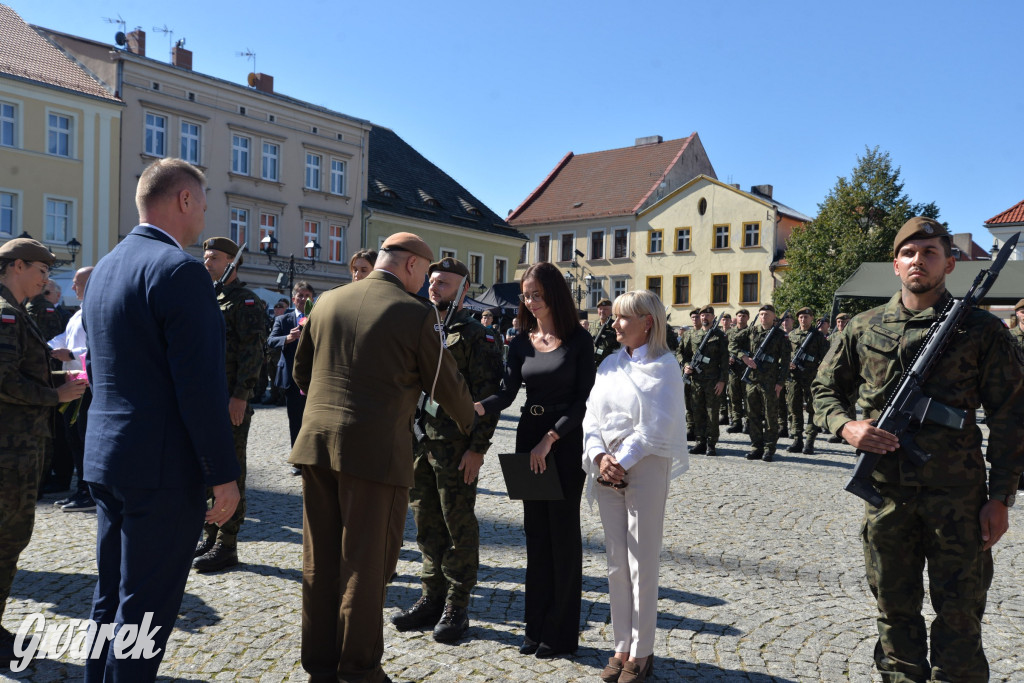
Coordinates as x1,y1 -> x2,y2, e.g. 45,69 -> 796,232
762,445 -> 777,463
193,542 -> 238,573
194,530 -> 216,558
827,434 -> 843,443
787,438 -> 804,453
746,445 -> 764,461
706,442 -> 718,456
803,437 -> 816,455
778,426 -> 789,438
690,439 -> 707,455
726,420 -> 742,434
742,421 -> 750,434
719,414 -> 730,425
433,603 -> 469,643
391,594 -> 444,632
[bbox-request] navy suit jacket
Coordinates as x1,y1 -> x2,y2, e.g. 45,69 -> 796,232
268,310 -> 299,390
82,225 -> 239,489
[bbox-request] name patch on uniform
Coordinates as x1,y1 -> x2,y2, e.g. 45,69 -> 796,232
1,313 -> 16,324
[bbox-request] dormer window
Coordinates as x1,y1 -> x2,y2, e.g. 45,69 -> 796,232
417,189 -> 439,208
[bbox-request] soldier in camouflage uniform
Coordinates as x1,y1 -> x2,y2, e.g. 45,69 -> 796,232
679,305 -> 728,455
730,304 -> 790,461
718,313 -> 732,426
726,309 -> 750,433
0,239 -> 86,659
1011,298 -> 1024,352
592,298 -> 619,368
25,288 -> 65,343
392,257 -> 503,644
825,311 -> 853,443
679,307 -> 700,440
776,313 -> 793,438
812,217 -> 1024,683
193,237 -> 267,573
786,307 -> 830,455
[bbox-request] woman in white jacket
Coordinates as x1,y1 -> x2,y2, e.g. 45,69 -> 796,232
582,290 -> 688,683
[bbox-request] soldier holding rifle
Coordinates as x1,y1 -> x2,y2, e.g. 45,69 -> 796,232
730,304 -> 790,462
678,305 -> 728,455
812,217 -> 1024,682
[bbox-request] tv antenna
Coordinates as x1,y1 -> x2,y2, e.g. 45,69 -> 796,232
103,15 -> 127,47
152,24 -> 175,60
236,49 -> 256,74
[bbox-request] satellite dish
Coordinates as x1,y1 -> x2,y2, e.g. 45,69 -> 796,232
247,73 -> 257,87
115,31 -> 127,46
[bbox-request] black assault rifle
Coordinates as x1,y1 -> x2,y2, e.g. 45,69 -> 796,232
684,312 -> 723,385
740,309 -> 790,385
845,232 -> 1021,506
213,242 -> 247,296
791,314 -> 828,372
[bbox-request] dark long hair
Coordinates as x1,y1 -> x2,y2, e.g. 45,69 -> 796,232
517,262 -> 578,342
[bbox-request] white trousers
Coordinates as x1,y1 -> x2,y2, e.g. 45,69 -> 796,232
595,453 -> 670,658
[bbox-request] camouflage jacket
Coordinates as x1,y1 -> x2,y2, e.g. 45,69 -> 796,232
421,308 -> 503,453
0,283 -> 59,454
788,327 -> 830,383
677,326 -> 729,384
25,293 -> 65,342
811,291 -> 1024,496
1011,325 -> 1024,354
592,317 -> 620,368
729,322 -> 790,384
219,280 -> 267,402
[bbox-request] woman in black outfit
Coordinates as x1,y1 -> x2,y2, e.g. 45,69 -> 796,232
475,262 -> 596,658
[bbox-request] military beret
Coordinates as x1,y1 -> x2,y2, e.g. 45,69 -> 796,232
1015,299 -> 1024,312
428,256 -> 469,279
893,217 -> 950,255
735,309 -> 750,316
836,312 -> 851,321
796,307 -> 814,317
759,304 -> 776,313
596,298 -> 612,307
699,305 -> 715,315
381,232 -> 434,261
0,238 -> 55,265
721,313 -> 732,319
203,237 -> 239,258
689,307 -> 700,316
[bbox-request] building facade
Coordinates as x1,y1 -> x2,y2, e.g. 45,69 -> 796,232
985,199 -> 1024,262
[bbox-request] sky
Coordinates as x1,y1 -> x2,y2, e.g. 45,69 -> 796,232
15,0 -> 1024,249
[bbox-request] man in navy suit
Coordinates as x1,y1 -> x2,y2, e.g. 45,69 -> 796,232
268,281 -> 315,474
82,158 -> 240,682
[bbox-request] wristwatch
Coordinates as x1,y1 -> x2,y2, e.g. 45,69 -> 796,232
989,492 -> 1016,508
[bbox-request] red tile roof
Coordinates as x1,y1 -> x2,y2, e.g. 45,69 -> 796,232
0,4 -> 119,102
508,135 -> 697,226
985,199 -> 1024,225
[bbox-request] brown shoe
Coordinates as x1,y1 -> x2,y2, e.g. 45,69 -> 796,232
600,656 -> 624,682
618,657 -> 653,683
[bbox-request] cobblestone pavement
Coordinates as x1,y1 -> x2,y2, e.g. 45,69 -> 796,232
4,395 -> 1023,682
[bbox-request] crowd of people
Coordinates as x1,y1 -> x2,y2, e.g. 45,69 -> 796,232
0,156 -> 1022,683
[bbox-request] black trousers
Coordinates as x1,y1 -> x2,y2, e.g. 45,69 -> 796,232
64,388 -> 91,494
285,383 -> 307,446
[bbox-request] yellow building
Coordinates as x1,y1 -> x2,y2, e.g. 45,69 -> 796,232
0,4 -> 122,294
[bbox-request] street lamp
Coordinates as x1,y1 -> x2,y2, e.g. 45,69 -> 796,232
260,233 -> 321,293
15,232 -> 80,270
564,248 -> 592,310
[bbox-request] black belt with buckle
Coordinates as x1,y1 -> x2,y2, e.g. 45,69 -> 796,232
522,402 -> 570,416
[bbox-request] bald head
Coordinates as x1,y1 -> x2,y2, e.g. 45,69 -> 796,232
72,266 -> 93,301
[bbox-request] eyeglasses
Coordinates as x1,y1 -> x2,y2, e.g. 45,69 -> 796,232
518,291 -> 544,303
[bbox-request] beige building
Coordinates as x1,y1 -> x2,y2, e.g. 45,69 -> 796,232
0,4 -> 122,294
636,175 -> 811,324
39,27 -> 370,295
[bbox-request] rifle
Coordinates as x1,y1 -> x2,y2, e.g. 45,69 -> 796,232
684,312 -> 723,385
791,315 -> 828,372
420,274 -> 470,440
845,232 -> 1021,506
740,309 -> 790,385
214,242 -> 247,296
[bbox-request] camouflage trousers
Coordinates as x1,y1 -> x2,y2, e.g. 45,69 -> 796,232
777,383 -> 788,429
786,376 -> 819,440
745,379 -> 781,448
862,483 -> 992,683
689,379 -> 722,445
204,408 -> 251,547
728,372 -> 745,421
684,382 -> 695,432
410,438 -> 479,608
0,442 -> 45,621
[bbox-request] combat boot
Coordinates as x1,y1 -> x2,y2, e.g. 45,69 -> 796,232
433,603 -> 469,643
827,434 -> 843,443
746,445 -> 764,461
778,426 -> 789,438
762,446 -> 777,462
742,421 -> 750,434
719,414 -> 730,425
686,429 -> 695,441
802,437 -> 816,455
726,421 -> 742,434
391,594 -> 444,632
787,438 -> 804,453
192,542 -> 238,573
194,531 -> 216,558
706,443 -> 718,456
690,439 -> 707,455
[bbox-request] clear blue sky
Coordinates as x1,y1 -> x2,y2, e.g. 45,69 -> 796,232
17,0 -> 1024,248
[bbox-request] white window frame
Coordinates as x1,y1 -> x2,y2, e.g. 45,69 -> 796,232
675,227 -> 691,252
587,277 -> 605,309
0,100 -> 18,148
613,227 -> 629,259
494,256 -> 508,284
536,233 -> 551,263
328,223 -> 345,263
612,277 -> 627,300
743,221 -> 761,248
180,120 -> 201,164
303,220 -> 320,249
0,188 -> 20,237
47,110 -> 73,158
143,112 -> 166,157
259,212 -> 277,244
232,135 -> 251,175
557,231 -> 575,263
588,228 -> 605,260
261,141 -> 279,182
439,247 -> 457,259
330,158 -> 346,195
305,153 -> 322,191
43,195 -> 74,243
468,252 -> 485,285
229,207 -> 248,246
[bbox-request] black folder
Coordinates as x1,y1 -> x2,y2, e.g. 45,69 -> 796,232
496,452 -> 564,500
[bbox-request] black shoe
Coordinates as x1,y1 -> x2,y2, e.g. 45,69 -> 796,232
706,443 -> 717,456
53,495 -> 74,507
60,491 -> 96,512
686,430 -> 695,441
194,533 -> 216,558
432,604 -> 469,643
726,421 -> 742,434
391,595 -> 443,632
763,447 -> 776,463
719,415 -> 730,425
746,446 -> 764,461
290,466 -> 301,476
519,636 -> 539,655
535,642 -> 576,659
802,441 -> 816,455
0,625 -> 15,661
742,421 -> 750,434
690,440 -> 707,455
787,438 -> 803,453
192,543 -> 238,573
827,435 -> 843,443
778,427 -> 789,438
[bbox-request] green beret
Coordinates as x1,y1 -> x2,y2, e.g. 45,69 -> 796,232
381,232 -> 434,261
796,307 -> 814,317
0,238 -> 55,265
428,257 -> 469,279
836,312 -> 851,321
699,305 -> 715,315
596,298 -> 612,307
735,309 -> 750,316
759,304 -> 776,313
203,237 -> 240,258
1015,299 -> 1024,312
893,217 -> 950,256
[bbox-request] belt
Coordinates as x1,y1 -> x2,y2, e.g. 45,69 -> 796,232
521,402 -> 570,416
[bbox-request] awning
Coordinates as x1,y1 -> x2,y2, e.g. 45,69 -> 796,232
834,261 -> 1024,305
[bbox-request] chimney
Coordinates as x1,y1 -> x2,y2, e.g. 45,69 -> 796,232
751,184 -> 774,199
172,46 -> 193,70
635,135 -> 663,147
126,29 -> 145,56
252,73 -> 274,94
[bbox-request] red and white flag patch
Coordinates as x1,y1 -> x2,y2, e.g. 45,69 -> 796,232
244,298 -> 256,306
1,313 -> 16,324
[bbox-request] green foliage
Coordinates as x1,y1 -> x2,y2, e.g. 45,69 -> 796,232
774,146 -> 942,317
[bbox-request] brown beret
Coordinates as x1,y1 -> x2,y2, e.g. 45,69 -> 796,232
796,307 -> 814,317
735,309 -> 750,316
203,237 -> 240,258
596,298 -> 612,307
0,238 -> 55,265
699,305 -> 715,315
893,217 -> 950,255
759,304 -> 776,313
1015,299 -> 1024,312
380,232 -> 434,261
428,256 -> 469,279
689,307 -> 700,316
836,312 -> 851,321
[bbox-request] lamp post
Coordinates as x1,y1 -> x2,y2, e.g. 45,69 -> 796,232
16,232 -> 80,270
564,248 -> 592,310
260,233 -> 322,293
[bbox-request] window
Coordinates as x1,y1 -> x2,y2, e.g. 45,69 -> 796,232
229,208 -> 248,246
589,230 -> 604,259
180,121 -> 200,164
613,228 -> 628,259
673,275 -> 690,305
519,242 -> 527,264
440,248 -> 457,259
495,257 -> 508,284
45,198 -> 72,242
559,233 -> 575,262
330,159 -> 346,195
232,135 -> 250,174
588,278 -> 603,308
0,192 -> 15,236
612,278 -> 626,300
714,224 -> 730,250
328,223 -> 344,263
743,222 -> 761,247
711,274 -> 729,304
698,197 -> 707,215
259,212 -> 277,244
261,142 -> 279,181
1,102 -> 15,147
305,153 -> 321,190
646,276 -> 662,300
48,113 -> 72,157
648,229 -> 663,254
304,220 -> 320,247
675,227 -> 691,252
469,253 -> 484,284
143,113 -> 165,157
537,235 -> 550,263
741,272 -> 760,304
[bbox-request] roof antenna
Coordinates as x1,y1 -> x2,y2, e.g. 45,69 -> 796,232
152,24 -> 174,61
236,49 -> 256,76
103,15 -> 127,47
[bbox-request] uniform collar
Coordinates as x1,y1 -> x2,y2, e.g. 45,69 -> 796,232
883,289 -> 952,322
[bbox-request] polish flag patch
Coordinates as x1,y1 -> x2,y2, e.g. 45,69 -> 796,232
244,298 -> 256,306
485,334 -> 496,343
45,307 -> 55,314
1,313 -> 16,324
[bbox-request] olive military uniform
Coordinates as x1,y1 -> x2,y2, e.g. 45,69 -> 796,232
592,317 -> 619,369
677,322 -> 729,452
812,291 -> 1024,681
725,325 -> 746,431
786,323 -> 830,449
1011,324 -> 1024,352
25,294 -> 65,344
730,322 -> 790,458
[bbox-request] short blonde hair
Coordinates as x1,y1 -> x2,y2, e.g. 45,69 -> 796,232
612,290 -> 668,357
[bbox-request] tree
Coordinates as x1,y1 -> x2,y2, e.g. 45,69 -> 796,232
774,146 -> 941,317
